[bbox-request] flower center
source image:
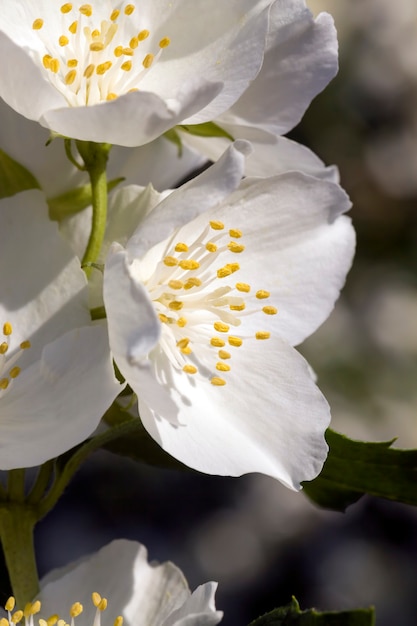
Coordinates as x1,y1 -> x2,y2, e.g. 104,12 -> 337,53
31,3 -> 171,106
0,322 -> 31,393
2,593 -> 122,626
142,219 -> 278,388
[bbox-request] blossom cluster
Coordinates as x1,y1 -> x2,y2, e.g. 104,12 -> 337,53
0,0 -> 354,622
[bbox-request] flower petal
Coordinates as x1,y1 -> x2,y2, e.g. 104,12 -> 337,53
162,583 -> 223,626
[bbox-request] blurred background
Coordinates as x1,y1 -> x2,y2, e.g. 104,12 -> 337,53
5,1 -> 417,624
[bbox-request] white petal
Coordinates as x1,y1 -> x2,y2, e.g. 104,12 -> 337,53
0,325 -> 121,469
162,583 -> 223,626
138,337 -> 330,489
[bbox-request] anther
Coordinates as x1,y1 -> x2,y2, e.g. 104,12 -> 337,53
59,35 -> 69,46
5,597 -> 15,612
216,362 -> 231,372
229,229 -> 242,238
70,603 -> 83,618
97,62 -> 112,75
0,379 -> 9,390
138,30 -> 149,40
164,256 -> 178,267
60,3 -> 73,12
30,601 -> 41,615
177,338 -> 190,350
9,367 -> 21,379
218,350 -> 231,359
263,306 -> 277,315
210,337 -> 225,347
107,93 -> 117,100
210,220 -> 224,230
32,19 -> 44,30
90,42 -> 105,52
79,5 -> 93,17
91,593 -> 101,608
179,259 -> 200,270
211,377 -> 226,386
183,365 -> 197,374
206,242 -> 218,252
168,301 -> 183,311
50,59 -> 60,73
65,70 -> 77,85
236,283 -> 250,293
159,37 -> 171,48
69,21 -> 78,33
227,263 -> 240,273
68,58 -> 78,67
1,619 -> 9,626
114,618 -> 123,626
0,342 -> 8,354
214,322 -> 229,333
3,322 -> 12,336
175,243 -> 188,252
256,331 -> 271,340
11,611 -> 23,624
43,54 -> 52,69
177,317 -> 187,327
168,280 -> 183,290
129,36 -> 139,49
230,303 -> 245,311
142,54 -> 154,68
159,314 -> 169,323
47,615 -> 59,626
84,64 -> 95,78
228,336 -> 243,347
114,45 -> 124,57
98,599 -> 107,612
228,242 -> 245,253
110,9 -> 120,21
124,4 -> 135,14
184,277 -> 202,289
256,290 -> 270,299
217,266 -> 232,278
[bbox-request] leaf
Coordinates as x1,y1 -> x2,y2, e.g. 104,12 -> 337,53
48,177 -> 124,220
0,148 -> 40,198
178,121 -> 234,141
302,429 -> 417,511
249,597 -> 375,626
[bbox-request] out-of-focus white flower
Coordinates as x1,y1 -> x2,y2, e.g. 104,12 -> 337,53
0,189 -> 122,469
103,142 -> 355,489
0,1 -> 271,146
31,539 -> 221,626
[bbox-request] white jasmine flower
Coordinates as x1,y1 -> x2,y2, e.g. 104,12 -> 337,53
12,539 -> 221,626
103,143 -> 355,489
0,1 -> 271,146
0,189 -> 122,469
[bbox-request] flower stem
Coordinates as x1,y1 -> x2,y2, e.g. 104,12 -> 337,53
0,505 -> 39,606
75,141 -> 111,273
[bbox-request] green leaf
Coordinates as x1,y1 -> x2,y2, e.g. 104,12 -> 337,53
302,429 -> 417,511
48,176 -> 124,220
0,148 -> 40,199
249,597 -> 375,626
178,121 -> 234,141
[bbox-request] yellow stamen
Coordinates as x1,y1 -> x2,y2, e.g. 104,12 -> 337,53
20,340 -> 31,349
90,42 -> 105,52
168,280 -> 183,290
98,599 -> 107,612
211,377 -> 226,386
159,314 -> 169,323
107,93 -> 118,100
97,61 -> 112,75
129,36 -> 139,49
0,342 -> 8,354
60,3 -> 73,12
217,266 -> 232,278
228,336 -> 242,347
168,301 -> 183,311
43,54 -> 52,69
0,379 -> 9,390
32,19 -> 44,30
228,242 -> 245,253
47,615 -> 59,626
175,242 -> 188,252
91,29 -> 100,38
122,47 -> 134,56
236,282 -> 250,293
30,602 -> 41,615
181,346 -> 192,355
65,69 -> 77,85
205,242 -> 217,252
138,29 -> 149,41
121,59 -> 133,71
177,317 -> 187,327
50,58 -> 60,73
67,58 -> 78,67
142,54 -> 154,68
5,597 -> 15,612
176,338 -> 190,350
183,365 -> 197,374
256,290 -> 270,299
114,618 -> 123,626
218,350 -> 231,360
179,259 -> 200,270
230,303 -> 245,311
3,322 -> 12,336
229,229 -> 242,238
124,4 -> 135,14
256,331 -> 271,340
1,619 -> 10,626
114,45 -> 124,57
11,611 -> 23,624
84,64 -> 95,78
91,593 -> 101,608
210,337 -> 225,347
210,220 -> 224,230
214,322 -> 229,333
110,9 -> 120,21
216,362 -> 231,372
227,263 -> 240,273
263,306 -> 277,315
70,603 -> 83,618
184,277 -> 202,289
9,367 -> 21,379
59,35 -> 69,46
79,4 -> 93,16
159,37 -> 171,48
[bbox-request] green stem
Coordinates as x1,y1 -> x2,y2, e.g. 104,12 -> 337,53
0,505 -> 39,605
74,141 -> 111,272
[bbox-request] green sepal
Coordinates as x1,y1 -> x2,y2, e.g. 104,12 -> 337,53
248,597 -> 375,626
0,148 -> 40,199
102,402 -> 191,472
164,128 -> 183,157
178,121 -> 234,141
48,176 -> 124,220
302,429 -> 417,511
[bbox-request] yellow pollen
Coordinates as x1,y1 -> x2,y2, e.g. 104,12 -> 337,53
230,303 -> 246,311
20,340 -> 31,349
114,618 -> 123,626
70,603 -> 83,618
68,21 -> 78,33
97,61 -> 112,74
91,593 -> 101,609
168,280 -> 184,290
79,5 -> 93,17
184,277 -> 202,289
23,604 -> 31,619
84,64 -> 95,78
168,301 -> 183,311
229,229 -> 242,238
3,322 -> 12,336
181,346 -> 192,355
142,53 -> 154,68
263,305 -> 278,315
210,220 -> 224,230
228,242 -> 245,253
47,615 -> 59,626
129,36 -> 139,49
179,259 -> 200,270
159,37 -> 171,48
218,350 -> 231,359
114,45 -> 124,57
9,367 -> 21,379
175,242 -> 189,252
110,9 -> 120,21
214,322 -> 229,333
159,314 -> 169,323
210,337 -> 225,347
256,290 -> 270,299
5,597 -> 15,612
59,35 -> 69,46
177,317 -> 187,327
91,29 -> 100,38
183,365 -> 197,375
256,331 -> 271,340
50,58 -> 60,73
216,362 -> 231,372
57,620 -> 66,626
124,4 -> 135,14
68,58 -> 78,67
122,47 -> 134,56
211,377 -> 226,386
30,602 -> 41,615
236,282 -> 250,293
227,263 -> 240,273
98,599 -> 107,612
1,619 -> 9,626
206,242 -> 217,252
138,29 -> 150,41
65,69 -> 77,84
0,342 -> 8,355
164,256 -> 178,267
128,88 -> 139,92
228,336 -> 242,347
121,60 -> 133,71
32,19 -> 44,30
0,379 -> 9,390
107,93 -> 118,100
11,611 -> 23,624
90,42 -> 105,52
43,54 -> 52,69
176,338 -> 190,350
217,266 -> 232,278
60,3 -> 73,12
